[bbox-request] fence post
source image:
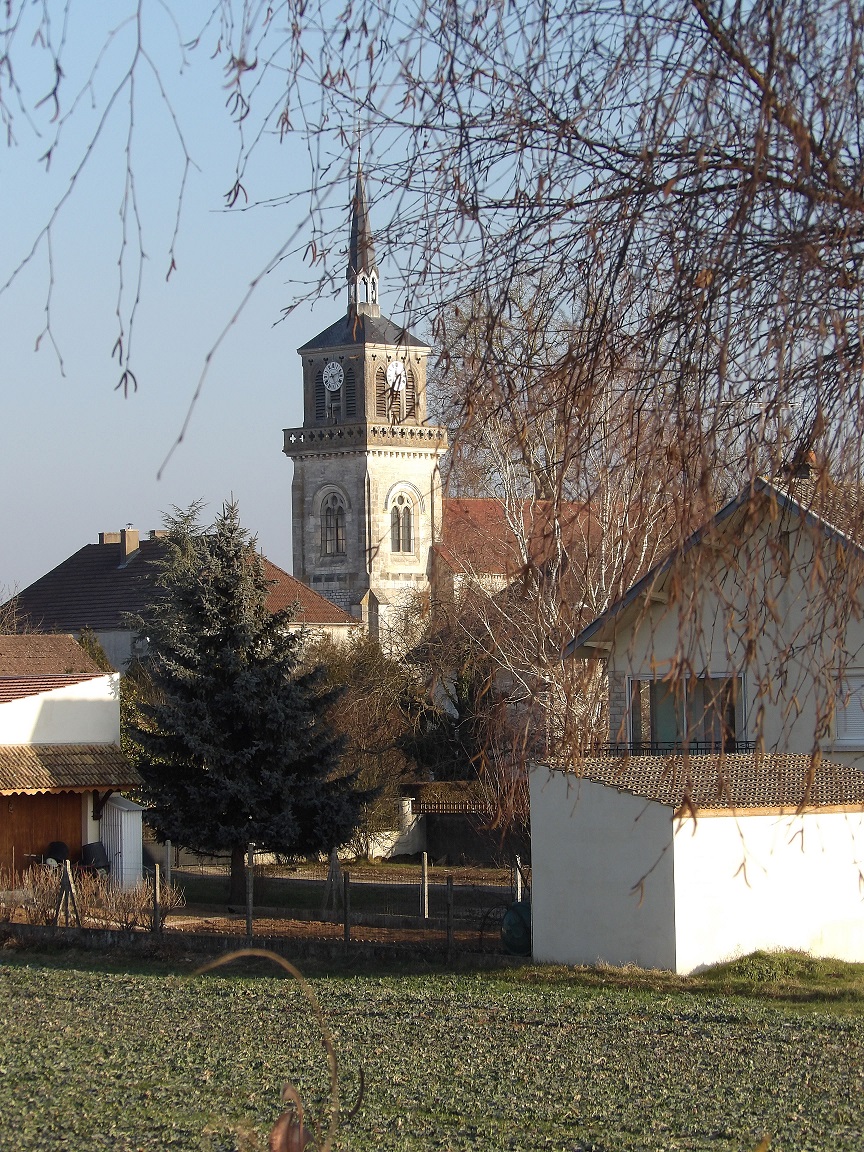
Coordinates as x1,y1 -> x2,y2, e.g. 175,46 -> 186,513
514,854 -> 522,903
53,859 -> 81,928
164,840 -> 172,889
446,875 -> 454,964
343,872 -> 351,956
421,851 -> 429,921
245,843 -> 254,941
152,863 -> 162,934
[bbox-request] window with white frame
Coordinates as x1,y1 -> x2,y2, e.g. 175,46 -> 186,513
836,676 -> 864,747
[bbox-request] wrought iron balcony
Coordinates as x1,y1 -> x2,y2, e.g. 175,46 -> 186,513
596,740 -> 756,757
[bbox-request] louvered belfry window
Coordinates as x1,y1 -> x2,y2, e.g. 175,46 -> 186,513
375,367 -> 388,418
405,369 -> 416,418
314,369 -> 326,421
344,366 -> 357,418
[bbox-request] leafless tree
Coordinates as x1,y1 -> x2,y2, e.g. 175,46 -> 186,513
429,281 -> 683,751
5,0 -> 864,758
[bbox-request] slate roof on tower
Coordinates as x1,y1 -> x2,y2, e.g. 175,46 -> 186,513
299,163 -> 428,354
348,163 -> 379,283
297,312 -> 428,353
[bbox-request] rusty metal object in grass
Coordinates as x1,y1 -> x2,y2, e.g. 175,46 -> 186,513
195,948 -> 363,1152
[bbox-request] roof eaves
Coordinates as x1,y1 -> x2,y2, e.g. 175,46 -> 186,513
562,485 -> 758,659
762,478 -> 864,557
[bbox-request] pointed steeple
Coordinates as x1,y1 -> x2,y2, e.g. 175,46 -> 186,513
347,162 -> 380,317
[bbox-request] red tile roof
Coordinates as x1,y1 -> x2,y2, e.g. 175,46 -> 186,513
559,753 -> 864,811
437,497 -> 595,579
0,634 -> 104,677
436,498 -> 521,577
5,535 -> 358,633
0,744 -> 141,794
261,558 -> 358,626
0,675 -> 106,704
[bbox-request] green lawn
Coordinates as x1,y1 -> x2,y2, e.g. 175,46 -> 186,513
2,950 -> 864,1151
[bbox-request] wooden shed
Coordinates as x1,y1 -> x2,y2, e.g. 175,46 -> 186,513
0,635 -> 140,873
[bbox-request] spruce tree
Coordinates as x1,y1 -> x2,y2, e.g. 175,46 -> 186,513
127,501 -> 361,902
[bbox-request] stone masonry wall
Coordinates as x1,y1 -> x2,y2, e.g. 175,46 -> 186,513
607,672 -> 628,745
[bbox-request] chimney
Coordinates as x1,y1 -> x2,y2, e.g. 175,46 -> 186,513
99,532 -> 121,544
119,528 -> 140,562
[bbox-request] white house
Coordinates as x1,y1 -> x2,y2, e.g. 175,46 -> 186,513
0,634 -> 141,878
530,471 -> 864,973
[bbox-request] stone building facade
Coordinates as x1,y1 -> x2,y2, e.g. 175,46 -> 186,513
283,168 -> 447,641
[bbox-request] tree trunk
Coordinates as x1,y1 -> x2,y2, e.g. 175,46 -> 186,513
229,845 -> 246,905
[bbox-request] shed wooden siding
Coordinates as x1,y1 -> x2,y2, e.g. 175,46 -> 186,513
0,792 -> 82,872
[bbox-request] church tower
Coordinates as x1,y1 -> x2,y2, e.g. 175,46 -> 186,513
283,166 -> 448,641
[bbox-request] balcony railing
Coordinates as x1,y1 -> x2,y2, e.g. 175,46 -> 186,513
596,740 -> 756,757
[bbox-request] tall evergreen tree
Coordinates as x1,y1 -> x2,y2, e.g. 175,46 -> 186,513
127,501 -> 361,902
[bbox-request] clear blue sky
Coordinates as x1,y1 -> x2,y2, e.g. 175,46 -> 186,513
0,3 -> 411,594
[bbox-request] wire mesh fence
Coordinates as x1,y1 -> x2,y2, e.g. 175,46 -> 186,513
161,854 -> 531,955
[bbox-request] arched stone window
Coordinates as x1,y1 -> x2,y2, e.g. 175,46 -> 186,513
321,493 -> 346,556
390,493 -> 413,553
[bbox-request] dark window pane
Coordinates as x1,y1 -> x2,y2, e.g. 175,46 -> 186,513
391,505 -> 401,551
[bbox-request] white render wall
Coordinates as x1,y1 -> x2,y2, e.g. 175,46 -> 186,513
530,767 -> 676,970
530,766 -> 864,974
0,675 -> 120,745
673,808 -> 864,972
602,509 -> 864,768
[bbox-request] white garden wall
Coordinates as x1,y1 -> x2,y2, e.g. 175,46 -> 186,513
673,808 -> 864,972
530,767 -> 676,970
0,675 -> 120,745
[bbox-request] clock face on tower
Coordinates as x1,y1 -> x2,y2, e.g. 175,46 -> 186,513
323,361 -> 344,391
386,360 -> 406,392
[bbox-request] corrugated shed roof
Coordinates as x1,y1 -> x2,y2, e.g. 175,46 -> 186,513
0,634 -> 103,677
558,753 -> 864,811
5,537 -> 358,633
0,744 -> 141,794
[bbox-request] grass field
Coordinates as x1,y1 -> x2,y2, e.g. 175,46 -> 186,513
2,948 -> 864,1151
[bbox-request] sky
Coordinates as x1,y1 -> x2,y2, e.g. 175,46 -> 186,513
0,3 -> 411,595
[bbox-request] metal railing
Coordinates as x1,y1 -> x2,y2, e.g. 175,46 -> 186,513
596,740 -> 756,756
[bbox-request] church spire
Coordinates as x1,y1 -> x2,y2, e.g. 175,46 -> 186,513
347,161 -> 380,317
